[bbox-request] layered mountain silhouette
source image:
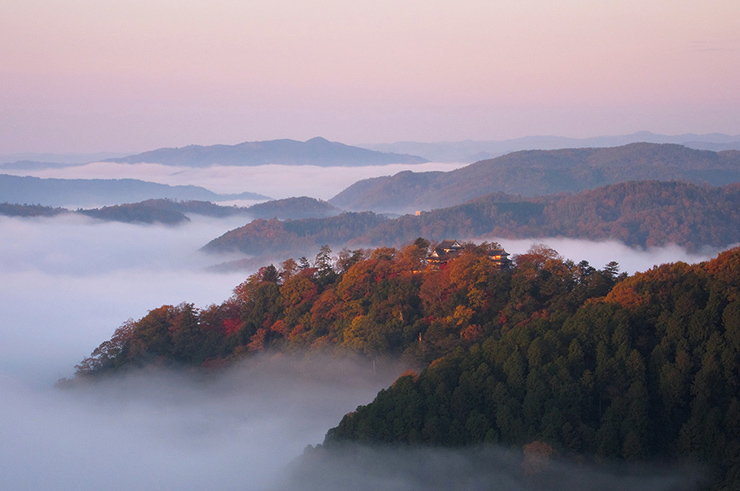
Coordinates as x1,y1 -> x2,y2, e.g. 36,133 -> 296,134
330,143 -> 740,213
205,180 -> 740,257
105,137 -> 428,167
1,196 -> 338,225
363,131 -> 740,162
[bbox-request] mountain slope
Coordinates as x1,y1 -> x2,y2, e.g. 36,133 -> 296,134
205,181 -> 740,255
106,137 -> 428,167
202,211 -> 387,257
322,246 -> 740,489
364,131 -> 740,162
245,196 -> 341,220
330,143 -> 740,213
356,181 -> 740,251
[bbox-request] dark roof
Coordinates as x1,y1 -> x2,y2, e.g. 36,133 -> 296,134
437,240 -> 462,251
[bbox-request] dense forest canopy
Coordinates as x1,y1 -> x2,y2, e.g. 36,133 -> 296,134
74,239 -> 740,489
76,239 -> 621,374
323,246 -> 740,490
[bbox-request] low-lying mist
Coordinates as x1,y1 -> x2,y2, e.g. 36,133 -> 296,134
4,161 -> 467,200
0,214 -> 249,385
0,199 -> 725,489
0,356 -> 406,491
490,236 -> 725,275
273,443 -> 704,491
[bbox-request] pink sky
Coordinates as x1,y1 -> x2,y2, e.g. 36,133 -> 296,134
1,0 -> 739,153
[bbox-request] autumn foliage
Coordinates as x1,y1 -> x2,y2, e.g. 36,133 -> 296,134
75,239 -> 740,489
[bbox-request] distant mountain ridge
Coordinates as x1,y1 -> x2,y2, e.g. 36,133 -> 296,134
0,151 -> 127,166
206,180 -> 740,258
105,137 -> 428,167
363,131 -> 740,162
330,143 -> 740,214
0,174 -> 269,207
5,132 -> 738,169
1,196 -> 339,225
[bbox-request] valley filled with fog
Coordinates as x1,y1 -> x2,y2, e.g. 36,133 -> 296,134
0,212 -> 410,490
3,0 -> 738,484
0,163 -> 728,489
0,160 -> 467,202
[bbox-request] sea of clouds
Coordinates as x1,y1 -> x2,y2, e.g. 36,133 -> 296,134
1,160 -> 468,200
0,163 -> 726,489
0,213 -> 410,490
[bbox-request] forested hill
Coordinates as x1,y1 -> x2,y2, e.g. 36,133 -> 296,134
359,181 -> 740,252
74,240 -> 624,376
80,196 -> 341,224
325,249 -> 740,490
202,211 -> 388,257
245,196 -> 341,219
329,143 -> 740,213
204,181 -> 740,255
106,137 -> 428,167
74,240 -> 740,488
1,197 -> 340,225
321,245 -> 740,489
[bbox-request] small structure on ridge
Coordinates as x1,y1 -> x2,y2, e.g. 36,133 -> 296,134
427,239 -> 511,269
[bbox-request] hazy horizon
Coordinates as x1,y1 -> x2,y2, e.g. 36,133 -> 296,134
2,1 -> 739,154
3,130 -> 740,162
0,161 -> 467,201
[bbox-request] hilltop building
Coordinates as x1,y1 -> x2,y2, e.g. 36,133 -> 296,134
487,248 -> 511,269
427,239 -> 511,269
427,240 -> 464,267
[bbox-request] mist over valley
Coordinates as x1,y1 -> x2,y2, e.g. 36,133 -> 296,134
1,141 -> 738,490
0,197 -> 730,490
5,0 -> 740,485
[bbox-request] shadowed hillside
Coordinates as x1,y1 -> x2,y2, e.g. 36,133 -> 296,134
205,181 -> 740,256
330,143 -> 740,213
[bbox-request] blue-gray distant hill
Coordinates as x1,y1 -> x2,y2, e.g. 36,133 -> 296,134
0,151 -> 127,166
1,196 -> 338,225
330,143 -> 740,214
106,137 -> 428,167
363,131 -> 740,163
0,174 -> 269,207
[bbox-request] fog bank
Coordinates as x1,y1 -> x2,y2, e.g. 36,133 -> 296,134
0,210 -> 410,490
3,161 -> 467,200
484,236 -> 726,275
0,357 -> 404,491
274,444 -> 704,491
0,214 -> 249,385
0,197 -> 726,490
